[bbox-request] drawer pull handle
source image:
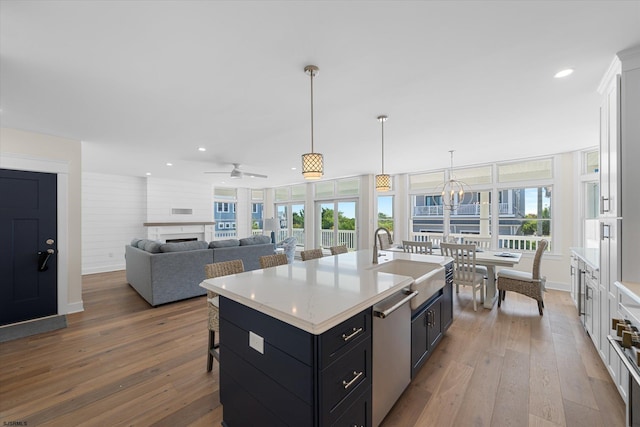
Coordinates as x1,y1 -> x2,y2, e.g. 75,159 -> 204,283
342,370 -> 363,390
342,327 -> 363,342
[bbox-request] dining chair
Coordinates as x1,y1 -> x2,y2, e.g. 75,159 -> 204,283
402,240 -> 433,255
497,239 -> 548,315
300,248 -> 324,261
441,243 -> 486,311
204,259 -> 245,372
329,245 -> 348,255
462,236 -> 491,250
259,253 -> 288,269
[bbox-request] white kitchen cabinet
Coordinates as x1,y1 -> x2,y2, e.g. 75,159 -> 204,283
597,46 -> 640,405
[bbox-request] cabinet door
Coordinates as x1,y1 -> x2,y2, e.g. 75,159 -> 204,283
427,300 -> 442,350
411,311 -> 428,375
587,275 -> 600,349
570,255 -> 579,308
441,282 -> 452,331
600,74 -> 621,217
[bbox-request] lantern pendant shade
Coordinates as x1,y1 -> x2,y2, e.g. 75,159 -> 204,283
302,152 -> 324,179
375,173 -> 391,191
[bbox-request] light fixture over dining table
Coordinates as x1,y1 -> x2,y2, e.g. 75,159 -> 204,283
434,150 -> 470,211
301,65 -> 323,180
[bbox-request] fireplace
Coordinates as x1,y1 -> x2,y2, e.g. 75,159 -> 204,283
165,237 -> 198,243
144,222 -> 215,243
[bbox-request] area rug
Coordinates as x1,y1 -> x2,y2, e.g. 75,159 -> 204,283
0,315 -> 67,343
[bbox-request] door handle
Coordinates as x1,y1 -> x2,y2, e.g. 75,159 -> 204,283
38,249 -> 55,272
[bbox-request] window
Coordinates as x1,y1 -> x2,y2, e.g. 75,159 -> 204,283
377,195 -> 393,234
497,186 -> 551,250
214,188 -> 237,238
276,203 -> 305,246
318,200 -> 358,250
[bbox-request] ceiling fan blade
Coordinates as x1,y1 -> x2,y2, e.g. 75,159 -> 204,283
203,171 -> 229,174
243,172 -> 268,178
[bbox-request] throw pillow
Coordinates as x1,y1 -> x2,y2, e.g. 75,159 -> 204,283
160,241 -> 208,252
209,239 -> 240,249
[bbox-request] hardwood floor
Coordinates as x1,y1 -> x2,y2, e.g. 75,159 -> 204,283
0,271 -> 625,426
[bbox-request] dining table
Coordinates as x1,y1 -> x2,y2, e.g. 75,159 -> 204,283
386,245 -> 522,309
472,249 -> 522,309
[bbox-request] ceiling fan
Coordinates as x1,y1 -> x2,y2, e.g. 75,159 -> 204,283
204,163 -> 268,179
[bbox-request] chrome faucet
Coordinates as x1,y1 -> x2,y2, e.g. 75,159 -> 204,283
372,227 -> 393,264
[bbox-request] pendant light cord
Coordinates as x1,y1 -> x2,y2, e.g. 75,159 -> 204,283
381,118 -> 385,174
310,71 -> 314,154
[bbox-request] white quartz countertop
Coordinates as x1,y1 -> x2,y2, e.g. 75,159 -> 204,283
571,247 -> 599,270
200,249 -> 451,335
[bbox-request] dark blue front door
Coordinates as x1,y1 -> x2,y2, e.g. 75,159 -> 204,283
0,168 -> 57,326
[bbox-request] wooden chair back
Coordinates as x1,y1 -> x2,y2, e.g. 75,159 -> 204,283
402,240 -> 433,255
440,243 -> 478,285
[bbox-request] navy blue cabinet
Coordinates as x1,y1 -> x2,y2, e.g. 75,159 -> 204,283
219,297 -> 372,426
410,262 -> 453,379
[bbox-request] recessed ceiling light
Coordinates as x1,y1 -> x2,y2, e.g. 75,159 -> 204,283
146,172 -> 151,176
554,69 -> 574,78
291,167 -> 297,171
198,147 -> 206,152
166,162 -> 173,166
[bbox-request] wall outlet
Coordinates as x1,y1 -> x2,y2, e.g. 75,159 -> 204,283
249,331 -> 264,354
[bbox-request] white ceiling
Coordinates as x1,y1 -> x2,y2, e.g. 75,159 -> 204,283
1,1 -> 639,188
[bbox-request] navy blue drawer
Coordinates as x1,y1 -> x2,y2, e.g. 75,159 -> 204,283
320,308 -> 371,368
220,318 -> 313,404
321,337 -> 372,426
220,296 -> 313,365
221,344 -> 312,426
331,386 -> 371,427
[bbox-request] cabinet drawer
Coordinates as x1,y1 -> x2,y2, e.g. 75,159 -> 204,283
321,337 -> 372,425
331,386 -> 371,427
221,344 -> 312,426
220,318 -> 313,404
320,308 -> 371,368
221,297 -> 313,365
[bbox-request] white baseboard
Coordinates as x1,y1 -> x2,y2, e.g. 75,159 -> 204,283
82,264 -> 126,275
546,281 -> 569,292
62,300 -> 84,314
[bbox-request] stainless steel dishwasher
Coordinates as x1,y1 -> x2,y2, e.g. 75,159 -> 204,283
372,288 -> 418,426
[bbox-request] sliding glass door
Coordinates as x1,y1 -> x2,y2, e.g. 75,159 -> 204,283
317,200 -> 357,251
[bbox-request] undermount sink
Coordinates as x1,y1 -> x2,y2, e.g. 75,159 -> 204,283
369,259 -> 446,310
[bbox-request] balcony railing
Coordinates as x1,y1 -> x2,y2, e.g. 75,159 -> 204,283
251,228 -> 548,252
410,231 -> 550,252
413,202 -> 512,217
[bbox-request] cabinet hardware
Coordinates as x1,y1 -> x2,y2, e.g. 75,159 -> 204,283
341,327 -> 363,342
600,222 -> 610,240
601,195 -> 610,213
342,370 -> 363,390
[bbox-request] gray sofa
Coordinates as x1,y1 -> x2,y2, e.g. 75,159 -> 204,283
125,236 -> 274,306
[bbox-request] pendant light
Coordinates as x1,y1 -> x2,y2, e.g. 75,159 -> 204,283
375,115 -> 391,191
434,150 -> 469,210
301,65 -> 323,179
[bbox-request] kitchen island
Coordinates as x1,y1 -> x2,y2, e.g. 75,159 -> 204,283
200,249 -> 452,426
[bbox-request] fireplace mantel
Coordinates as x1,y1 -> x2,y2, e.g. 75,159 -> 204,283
144,222 -> 216,242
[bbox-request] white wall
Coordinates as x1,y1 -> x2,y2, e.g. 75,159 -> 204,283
82,173 -> 146,274
146,177 -> 212,222
0,127 -> 83,314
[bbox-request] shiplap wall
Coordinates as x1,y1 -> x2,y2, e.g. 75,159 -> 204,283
82,173 -> 146,274
146,177 -> 213,222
